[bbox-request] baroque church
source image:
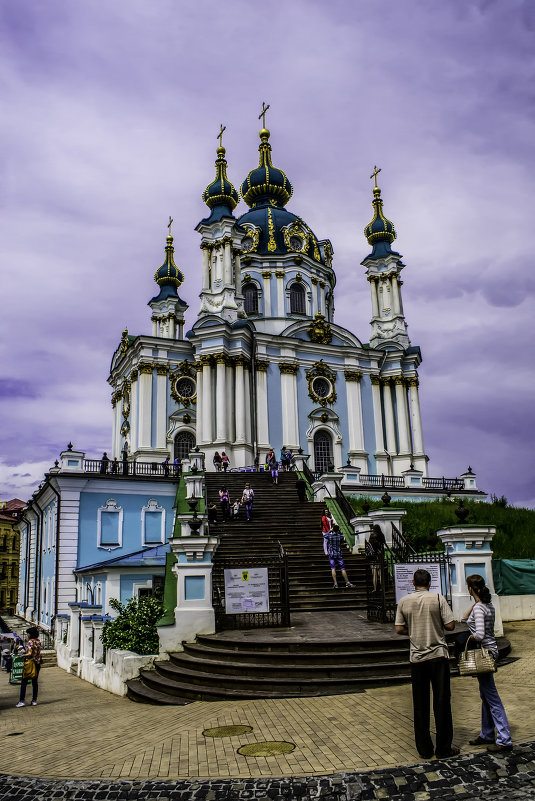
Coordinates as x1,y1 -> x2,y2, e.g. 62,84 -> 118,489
109,120 -> 428,479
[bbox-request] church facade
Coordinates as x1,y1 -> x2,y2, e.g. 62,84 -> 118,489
109,125 -> 428,480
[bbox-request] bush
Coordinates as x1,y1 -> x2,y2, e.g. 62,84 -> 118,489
101,595 -> 164,655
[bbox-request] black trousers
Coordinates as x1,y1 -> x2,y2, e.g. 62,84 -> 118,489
411,657 -> 453,757
19,663 -> 41,703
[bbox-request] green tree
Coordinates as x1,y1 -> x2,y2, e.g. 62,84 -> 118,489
101,595 -> 163,655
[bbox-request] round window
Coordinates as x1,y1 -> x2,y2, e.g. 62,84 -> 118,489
289,235 -> 303,251
175,377 -> 196,399
242,236 -> 254,252
312,377 -> 331,399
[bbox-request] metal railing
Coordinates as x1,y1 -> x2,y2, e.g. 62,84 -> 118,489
422,477 -> 464,491
359,474 -> 405,488
83,459 -> 180,479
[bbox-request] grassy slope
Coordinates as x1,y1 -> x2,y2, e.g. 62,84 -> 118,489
349,497 -> 535,559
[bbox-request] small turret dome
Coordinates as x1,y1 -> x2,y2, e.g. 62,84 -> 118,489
154,234 -> 184,289
202,146 -> 239,211
364,185 -> 396,245
241,128 -> 293,208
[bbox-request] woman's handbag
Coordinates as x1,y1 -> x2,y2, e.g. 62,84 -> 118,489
22,659 -> 37,680
458,639 -> 497,677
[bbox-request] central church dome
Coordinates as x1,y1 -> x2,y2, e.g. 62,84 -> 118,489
238,128 -> 325,264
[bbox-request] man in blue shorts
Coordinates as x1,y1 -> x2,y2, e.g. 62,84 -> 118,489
326,526 -> 355,589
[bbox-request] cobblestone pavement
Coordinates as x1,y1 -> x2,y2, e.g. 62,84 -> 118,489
0,622 -> 534,798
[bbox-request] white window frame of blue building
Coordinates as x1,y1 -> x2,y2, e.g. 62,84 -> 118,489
97,499 -> 124,550
141,498 -> 166,546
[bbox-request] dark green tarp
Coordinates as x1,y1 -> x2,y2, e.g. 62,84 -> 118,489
492,559 -> 535,596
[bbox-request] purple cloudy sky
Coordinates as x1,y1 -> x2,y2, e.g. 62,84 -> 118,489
1,0 -> 534,507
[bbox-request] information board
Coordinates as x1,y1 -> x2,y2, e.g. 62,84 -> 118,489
224,567 -> 269,614
394,563 -> 442,603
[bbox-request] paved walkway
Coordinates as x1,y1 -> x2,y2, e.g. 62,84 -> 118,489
1,621 -> 534,789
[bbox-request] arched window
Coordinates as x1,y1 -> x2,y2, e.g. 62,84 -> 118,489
243,283 -> 259,314
290,283 -> 306,314
313,430 -> 333,475
174,431 -> 195,462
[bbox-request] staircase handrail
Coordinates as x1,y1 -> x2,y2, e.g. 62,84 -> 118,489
391,522 -> 416,561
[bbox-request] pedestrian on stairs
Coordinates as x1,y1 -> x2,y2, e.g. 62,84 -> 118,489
268,455 -> 279,485
241,483 -> 254,521
321,508 -> 332,554
213,451 -> 222,472
219,487 -> 231,521
221,452 -> 230,472
295,476 -> 307,502
325,526 -> 355,589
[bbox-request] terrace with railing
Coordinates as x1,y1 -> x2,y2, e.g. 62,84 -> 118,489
82,459 -> 180,479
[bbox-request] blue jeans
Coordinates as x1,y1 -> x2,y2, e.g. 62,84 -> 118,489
478,672 -> 512,746
244,500 -> 253,520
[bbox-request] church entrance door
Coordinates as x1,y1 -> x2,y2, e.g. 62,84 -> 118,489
174,431 -> 195,462
313,430 -> 333,475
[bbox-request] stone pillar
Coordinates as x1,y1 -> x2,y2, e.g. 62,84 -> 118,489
226,359 -> 235,443
276,270 -> 285,316
244,364 -> 252,443
381,378 -> 397,456
92,617 -> 105,663
223,239 -> 233,286
215,355 -> 228,442
369,276 -> 379,318
201,356 -> 213,444
408,377 -> 425,455
201,245 -> 210,290
152,316 -> 158,336
311,278 -> 319,316
255,360 -> 270,452
138,363 -> 153,449
155,365 -> 169,450
262,271 -> 272,316
194,361 -> 203,444
234,252 -> 242,292
370,375 -> 388,471
391,273 -> 402,315
234,357 -> 247,443
436,525 -> 503,635
279,363 -> 299,450
369,509 -> 407,549
394,376 -> 411,454
129,370 -> 138,452
112,395 -> 121,459
344,370 -> 367,470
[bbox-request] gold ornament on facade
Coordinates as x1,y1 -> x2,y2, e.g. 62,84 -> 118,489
156,364 -> 169,376
393,375 -> 406,386
275,270 -> 285,279
182,413 -> 191,424
407,377 -> 419,388
199,354 -> 213,367
193,360 -> 203,372
344,370 -> 363,383
243,273 -> 251,282
240,223 -> 260,254
120,328 -> 129,355
255,359 -> 270,372
130,368 -> 138,382
370,375 -> 381,385
139,362 -> 154,375
306,359 -> 337,407
296,272 -> 302,281
307,313 -> 332,345
279,362 -> 299,375
323,241 -> 333,269
320,412 -> 329,423
282,222 -> 310,254
267,207 -> 277,252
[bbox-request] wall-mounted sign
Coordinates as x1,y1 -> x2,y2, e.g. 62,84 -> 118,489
394,563 -> 442,603
224,567 -> 269,614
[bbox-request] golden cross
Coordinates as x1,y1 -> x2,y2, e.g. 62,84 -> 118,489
217,123 -> 226,147
370,165 -> 381,187
258,101 -> 270,128
168,216 -> 173,235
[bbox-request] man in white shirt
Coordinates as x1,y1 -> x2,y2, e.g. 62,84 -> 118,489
395,569 -> 458,760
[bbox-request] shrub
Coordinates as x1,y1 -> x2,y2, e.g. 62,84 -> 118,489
101,595 -> 164,655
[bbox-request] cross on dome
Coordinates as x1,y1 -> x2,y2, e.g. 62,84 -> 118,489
258,101 -> 270,129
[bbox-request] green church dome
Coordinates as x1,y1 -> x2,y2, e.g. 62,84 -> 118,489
240,128 -> 293,208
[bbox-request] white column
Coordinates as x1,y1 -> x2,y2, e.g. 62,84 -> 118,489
234,358 -> 246,443
391,274 -> 402,315
280,365 -> 299,449
155,366 -> 168,449
370,376 -> 386,455
262,271 -> 272,316
394,376 -> 411,453
244,365 -> 252,443
369,277 -> 379,318
255,362 -> 270,449
169,315 -> 176,339
234,252 -> 242,291
223,240 -> 233,286
195,364 -> 203,444
201,357 -> 213,444
345,372 -> 365,452
130,373 -> 138,451
319,282 -> 326,315
276,270 -> 285,316
152,317 -> 158,336
201,246 -> 210,290
112,397 -> 120,459
311,279 -> 319,315
226,359 -> 235,442
382,379 -> 398,455
138,365 -> 153,449
408,377 -> 425,455
215,355 -> 227,442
